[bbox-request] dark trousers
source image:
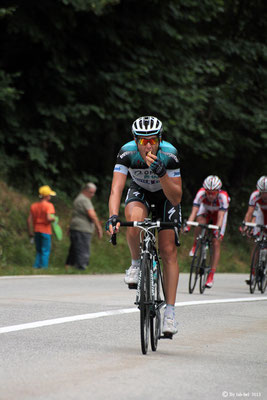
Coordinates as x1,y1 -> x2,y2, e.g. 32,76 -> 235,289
66,230 -> 92,268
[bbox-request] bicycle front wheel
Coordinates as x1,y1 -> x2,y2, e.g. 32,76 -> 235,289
150,263 -> 164,351
250,247 -> 259,294
260,260 -> 267,294
140,253 -> 151,355
189,242 -> 202,294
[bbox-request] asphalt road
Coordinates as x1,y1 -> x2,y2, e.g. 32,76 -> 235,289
0,273 -> 266,400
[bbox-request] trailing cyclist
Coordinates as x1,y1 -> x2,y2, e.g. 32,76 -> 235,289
240,176 -> 267,285
184,175 -> 230,288
106,116 -> 182,335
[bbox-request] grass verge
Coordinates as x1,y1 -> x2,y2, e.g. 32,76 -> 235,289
0,181 -> 252,276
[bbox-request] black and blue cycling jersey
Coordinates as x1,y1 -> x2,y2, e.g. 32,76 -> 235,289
114,140 -> 181,193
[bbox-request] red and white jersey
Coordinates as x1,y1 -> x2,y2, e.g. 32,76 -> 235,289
249,190 -> 267,224
193,187 -> 230,212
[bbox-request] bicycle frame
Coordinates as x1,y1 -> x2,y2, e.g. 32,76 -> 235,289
134,220 -> 165,307
187,221 -> 219,294
119,218 -> 179,354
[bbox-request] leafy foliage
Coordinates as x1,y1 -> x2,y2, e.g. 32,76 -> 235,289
0,0 -> 266,228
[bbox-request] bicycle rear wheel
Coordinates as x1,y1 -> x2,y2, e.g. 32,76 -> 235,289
250,247 -> 259,294
199,242 -> 212,294
189,242 -> 201,294
140,253 -> 150,354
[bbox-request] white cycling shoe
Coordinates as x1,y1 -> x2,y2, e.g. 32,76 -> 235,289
162,316 -> 178,335
124,265 -> 139,285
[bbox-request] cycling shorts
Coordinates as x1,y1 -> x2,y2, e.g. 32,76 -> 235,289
125,181 -> 182,231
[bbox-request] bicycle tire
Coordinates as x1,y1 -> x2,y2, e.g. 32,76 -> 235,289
150,262 -> 163,351
199,241 -> 212,294
260,259 -> 267,294
140,253 -> 150,355
261,272 -> 267,294
189,241 -> 202,294
257,267 -> 262,292
250,246 -> 259,294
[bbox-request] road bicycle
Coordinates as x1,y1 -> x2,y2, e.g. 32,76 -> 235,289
110,206 -> 180,354
186,221 -> 219,294
242,222 -> 267,294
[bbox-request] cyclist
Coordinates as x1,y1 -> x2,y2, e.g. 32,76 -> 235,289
184,175 -> 230,288
242,176 -> 267,229
241,176 -> 267,284
106,116 -> 182,335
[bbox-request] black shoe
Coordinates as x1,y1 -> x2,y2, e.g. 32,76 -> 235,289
245,279 -> 251,285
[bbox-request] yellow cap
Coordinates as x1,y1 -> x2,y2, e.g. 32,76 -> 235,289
39,185 -> 56,197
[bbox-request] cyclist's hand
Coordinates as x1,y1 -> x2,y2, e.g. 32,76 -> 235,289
182,224 -> 191,234
105,215 -> 120,235
246,227 -> 254,238
214,227 -> 222,240
149,158 -> 166,178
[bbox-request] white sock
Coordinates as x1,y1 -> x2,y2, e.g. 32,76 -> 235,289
131,259 -> 140,268
165,304 -> 175,319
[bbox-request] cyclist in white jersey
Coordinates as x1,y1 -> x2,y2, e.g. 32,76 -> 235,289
106,116 -> 182,335
184,175 -> 230,288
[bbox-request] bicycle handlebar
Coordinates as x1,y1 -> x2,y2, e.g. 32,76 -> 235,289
110,220 -> 179,246
120,221 -> 178,228
186,221 -> 219,230
242,222 -> 267,229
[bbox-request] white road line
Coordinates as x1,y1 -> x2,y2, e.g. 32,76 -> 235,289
0,275 -> 52,279
1,297 -> 267,334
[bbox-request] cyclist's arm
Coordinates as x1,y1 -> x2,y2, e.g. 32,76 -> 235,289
108,172 -> 127,217
243,205 -> 255,223
187,205 -> 199,222
216,209 -> 226,228
159,175 -> 182,206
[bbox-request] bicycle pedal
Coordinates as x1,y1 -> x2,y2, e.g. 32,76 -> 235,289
159,333 -> 173,340
128,283 -> 137,290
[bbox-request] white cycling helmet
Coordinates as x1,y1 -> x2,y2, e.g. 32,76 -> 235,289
256,176 -> 267,192
203,175 -> 222,191
132,116 -> 162,137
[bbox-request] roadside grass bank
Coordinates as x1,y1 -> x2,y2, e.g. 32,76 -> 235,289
0,181 -> 252,276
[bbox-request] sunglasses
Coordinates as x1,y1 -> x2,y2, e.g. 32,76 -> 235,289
137,137 -> 159,146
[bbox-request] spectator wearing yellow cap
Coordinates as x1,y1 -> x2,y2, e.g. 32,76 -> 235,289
27,185 -> 57,269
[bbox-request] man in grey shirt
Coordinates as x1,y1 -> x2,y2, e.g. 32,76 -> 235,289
65,183 -> 103,270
